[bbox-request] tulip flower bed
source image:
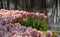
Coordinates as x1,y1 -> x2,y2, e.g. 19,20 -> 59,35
12,14 -> 47,31
0,9 -> 59,37
0,22 -> 58,37
11,10 -> 47,31
0,9 -> 47,31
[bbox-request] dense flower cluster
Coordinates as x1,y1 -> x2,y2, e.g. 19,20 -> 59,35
0,23 -> 54,37
0,9 -> 47,26
0,9 -> 47,19
0,9 -> 57,37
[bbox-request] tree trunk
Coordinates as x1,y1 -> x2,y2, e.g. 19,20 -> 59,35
7,0 -> 9,9
14,0 -> 18,10
0,0 -> 3,9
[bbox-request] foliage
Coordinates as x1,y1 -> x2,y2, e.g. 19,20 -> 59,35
12,16 -> 47,31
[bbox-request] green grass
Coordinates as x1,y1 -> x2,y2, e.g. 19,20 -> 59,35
52,31 -> 60,35
42,31 -> 60,35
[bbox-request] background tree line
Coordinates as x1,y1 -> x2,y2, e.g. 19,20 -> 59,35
0,0 -> 46,12
0,0 -> 58,16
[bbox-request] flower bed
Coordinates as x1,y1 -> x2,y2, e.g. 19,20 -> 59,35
0,9 -> 47,31
0,9 -> 59,37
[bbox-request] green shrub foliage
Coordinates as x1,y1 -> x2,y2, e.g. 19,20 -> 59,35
12,16 -> 47,31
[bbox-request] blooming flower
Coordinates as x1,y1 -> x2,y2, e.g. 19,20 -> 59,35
46,30 -> 52,37
35,13 -> 40,18
54,33 -> 58,37
39,13 -> 47,19
22,18 -> 27,22
38,31 -> 43,37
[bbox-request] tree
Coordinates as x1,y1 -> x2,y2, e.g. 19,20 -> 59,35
0,0 -> 3,9
7,0 -> 9,9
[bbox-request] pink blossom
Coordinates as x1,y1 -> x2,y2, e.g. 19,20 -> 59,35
31,29 -> 39,37
22,18 -> 27,22
39,13 -> 47,19
4,10 -> 9,12
35,13 -> 40,17
44,16 -> 47,19
54,33 -> 58,37
0,9 -> 5,11
26,12 -> 30,16
23,31 -> 31,37
38,31 -> 43,37
46,31 -> 52,37
31,12 -> 35,18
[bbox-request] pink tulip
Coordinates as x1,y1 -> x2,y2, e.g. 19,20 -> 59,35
12,34 -> 17,37
15,10 -> 20,14
31,29 -> 39,37
0,14 -> 3,17
54,33 -> 58,37
4,10 -> 8,12
39,13 -> 47,19
44,16 -> 47,19
27,12 -> 34,17
20,10 -> 24,12
22,18 -> 27,22
11,15 -> 16,20
38,31 -> 43,37
12,34 -> 21,37
46,31 -> 52,37
35,13 -> 40,17
22,12 -> 27,17
30,12 -> 35,18
3,18 -> 9,24
22,31 -> 31,37
25,12 -> 30,16
1,9 -> 5,11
